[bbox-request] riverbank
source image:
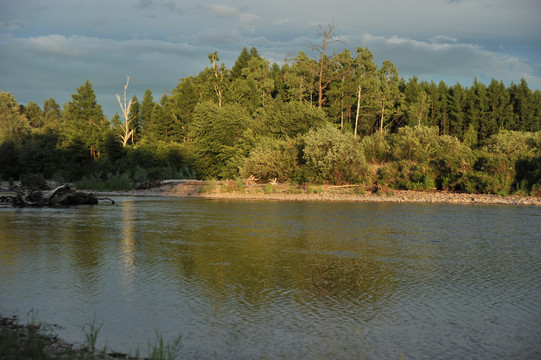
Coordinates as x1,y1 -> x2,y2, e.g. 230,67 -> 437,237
96,180 -> 541,206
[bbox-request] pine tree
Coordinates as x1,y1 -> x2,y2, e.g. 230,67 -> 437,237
377,60 -> 403,132
140,89 -> 154,138
0,91 -> 30,143
351,47 -> 379,136
61,80 -> 107,161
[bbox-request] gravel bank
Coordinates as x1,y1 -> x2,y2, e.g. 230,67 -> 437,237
98,181 -> 541,206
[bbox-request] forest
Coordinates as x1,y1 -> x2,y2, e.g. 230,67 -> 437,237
1,28 -> 541,196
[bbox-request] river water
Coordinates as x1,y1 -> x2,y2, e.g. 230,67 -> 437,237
1,197 -> 540,359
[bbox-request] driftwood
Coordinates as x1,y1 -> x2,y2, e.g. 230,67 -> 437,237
5,184 -> 115,207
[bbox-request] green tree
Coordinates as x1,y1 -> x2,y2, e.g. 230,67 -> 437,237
140,89 -> 155,139
509,78 -> 537,131
171,77 -> 199,143
189,101 -> 253,178
448,83 -> 467,139
353,47 -> 379,136
284,51 -> 317,104
231,47 -> 252,79
377,60 -> 403,132
327,49 -> 355,129
466,79 -> 491,141
62,80 -> 108,161
403,77 -> 429,127
255,99 -> 328,138
23,101 -> 43,129
42,98 -> 62,131
0,91 -> 30,144
129,95 -> 141,144
241,56 -> 274,107
144,94 -> 181,143
487,79 -> 512,133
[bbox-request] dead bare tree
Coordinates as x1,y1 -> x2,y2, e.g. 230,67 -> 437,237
115,76 -> 134,146
310,23 -> 343,108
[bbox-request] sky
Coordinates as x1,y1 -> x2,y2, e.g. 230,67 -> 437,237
1,0 -> 540,117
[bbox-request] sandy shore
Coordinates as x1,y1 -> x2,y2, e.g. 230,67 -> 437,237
97,180 -> 541,206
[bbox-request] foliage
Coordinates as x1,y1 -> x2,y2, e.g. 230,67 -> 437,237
189,101 -> 253,178
255,99 -> 328,138
240,136 -> 300,182
301,124 -> 367,184
1,38 -> 541,195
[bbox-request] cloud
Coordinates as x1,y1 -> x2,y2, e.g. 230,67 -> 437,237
208,4 -> 239,17
237,13 -> 262,32
359,33 -> 537,86
429,35 -> 458,44
0,34 -> 203,115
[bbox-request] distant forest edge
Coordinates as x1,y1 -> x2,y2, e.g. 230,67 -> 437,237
1,29 -> 541,196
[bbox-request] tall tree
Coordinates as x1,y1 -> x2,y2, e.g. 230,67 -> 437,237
403,77 -> 429,127
353,47 -> 379,136
171,77 -> 199,142
0,91 -> 30,143
115,75 -> 135,147
448,83 -> 467,139
129,95 -> 141,144
311,23 -> 342,108
466,79 -> 489,141
377,60 -> 402,132
487,79 -> 511,132
62,80 -> 107,161
510,78 -> 536,131
242,56 -> 274,107
284,51 -> 316,103
327,49 -> 355,129
23,102 -> 43,129
42,98 -> 62,131
140,89 -> 154,138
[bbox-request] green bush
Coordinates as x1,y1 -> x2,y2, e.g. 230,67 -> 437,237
361,131 -> 390,164
240,136 -> 299,182
482,131 -> 541,159
457,152 -> 515,195
302,124 -> 367,185
388,125 -> 441,162
255,99 -> 328,138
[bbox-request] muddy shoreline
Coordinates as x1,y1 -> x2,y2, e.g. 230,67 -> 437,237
97,181 -> 541,206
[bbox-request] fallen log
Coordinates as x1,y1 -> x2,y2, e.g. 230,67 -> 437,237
11,184 -> 114,207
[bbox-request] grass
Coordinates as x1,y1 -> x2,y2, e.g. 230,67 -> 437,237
82,314 -> 102,353
1,312 -> 184,360
264,183 -> 276,194
199,179 -> 217,194
148,331 -> 183,360
76,172 -> 134,192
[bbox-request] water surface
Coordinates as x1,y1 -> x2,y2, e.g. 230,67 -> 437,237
1,198 -> 540,359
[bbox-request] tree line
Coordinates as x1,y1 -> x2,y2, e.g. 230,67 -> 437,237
1,26 -> 540,195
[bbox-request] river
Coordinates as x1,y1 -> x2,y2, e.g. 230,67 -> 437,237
1,197 -> 540,359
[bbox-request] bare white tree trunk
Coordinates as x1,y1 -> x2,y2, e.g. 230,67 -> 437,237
354,84 -> 362,138
116,76 -> 134,147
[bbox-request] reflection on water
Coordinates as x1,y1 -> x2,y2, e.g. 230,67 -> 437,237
1,198 -> 540,359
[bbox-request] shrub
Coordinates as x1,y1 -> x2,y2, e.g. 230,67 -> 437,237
256,100 -> 328,138
241,136 -> 299,183
302,124 -> 367,185
361,131 -> 390,164
482,131 -> 541,159
388,125 -> 441,163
